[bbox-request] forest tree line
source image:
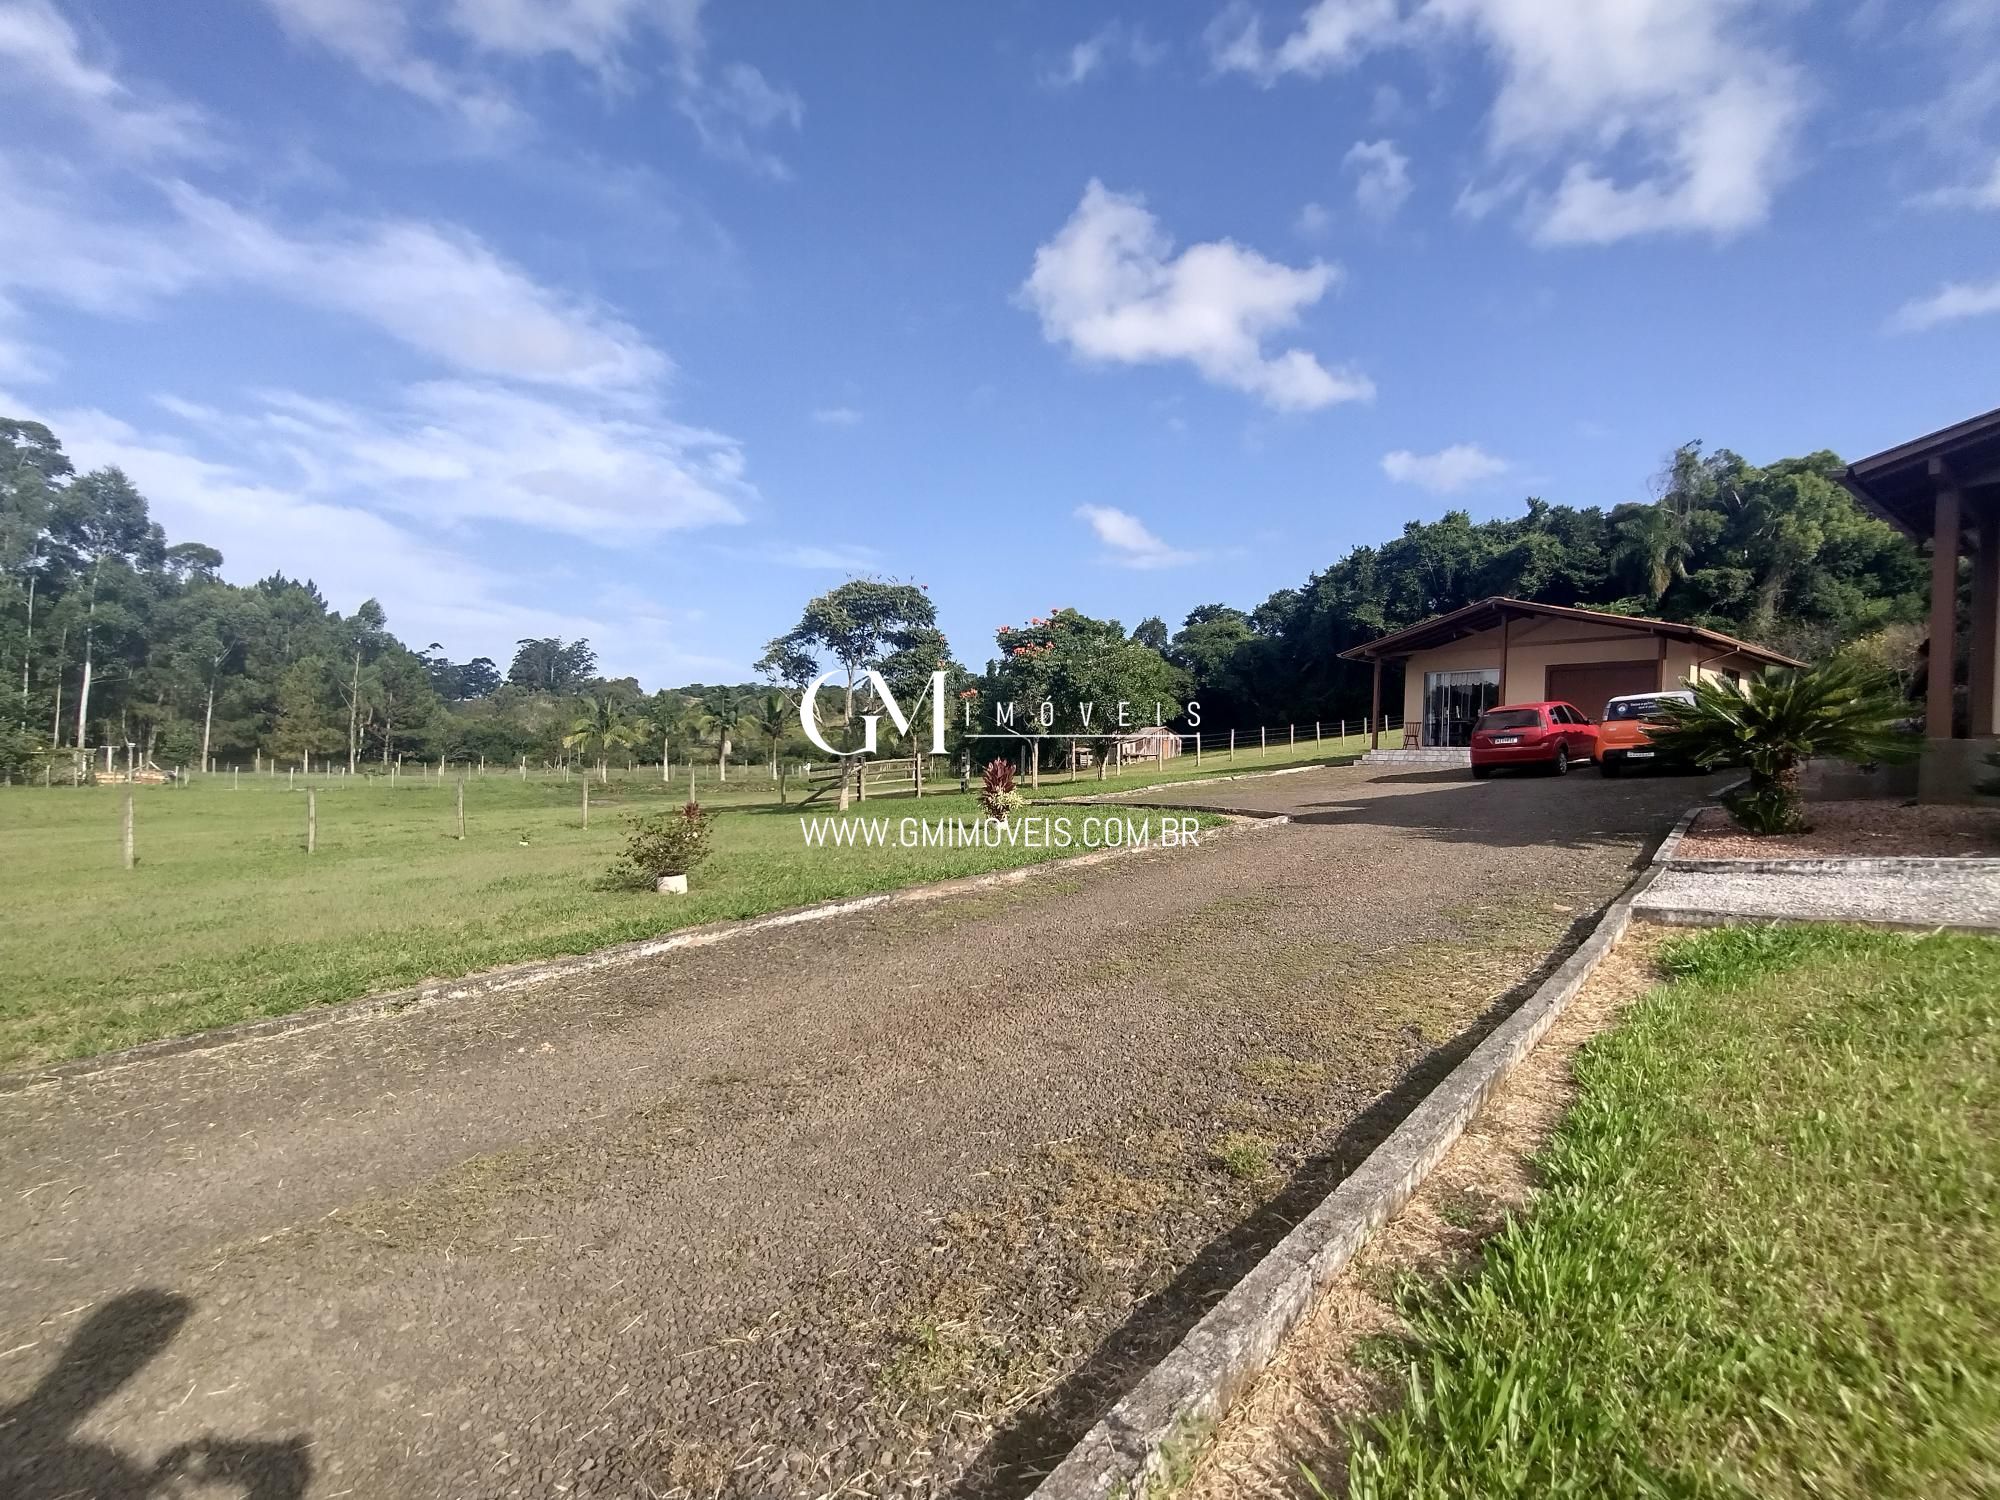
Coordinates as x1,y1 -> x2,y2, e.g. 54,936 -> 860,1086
2,415 -> 1929,779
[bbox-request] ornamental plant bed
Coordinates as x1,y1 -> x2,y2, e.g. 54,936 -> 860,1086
1681,798 -> 2000,859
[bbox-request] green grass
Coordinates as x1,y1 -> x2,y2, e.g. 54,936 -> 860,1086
1345,925 -> 2000,1499
0,774 -> 1219,1070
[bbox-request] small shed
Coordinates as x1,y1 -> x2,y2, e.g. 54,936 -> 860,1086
1116,725 -> 1183,764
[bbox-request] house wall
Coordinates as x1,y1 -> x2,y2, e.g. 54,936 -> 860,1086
1397,620 -> 1770,742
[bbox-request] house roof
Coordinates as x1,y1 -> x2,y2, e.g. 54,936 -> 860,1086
1839,405 -> 2000,540
1337,596 -> 1805,668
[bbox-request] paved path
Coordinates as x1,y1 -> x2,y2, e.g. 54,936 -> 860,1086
1639,864 -> 2000,929
0,765 -> 1720,1500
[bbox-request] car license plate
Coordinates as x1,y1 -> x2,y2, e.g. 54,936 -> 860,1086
1493,736 -> 1520,745
1627,750 -> 1654,759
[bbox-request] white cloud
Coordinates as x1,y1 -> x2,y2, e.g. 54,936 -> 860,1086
1890,275 -> 2000,332
0,0 -> 213,157
1295,200 -> 1333,238
1075,504 -> 1200,569
1020,180 -> 1372,412
1344,138 -> 1411,220
172,186 -> 666,389
1206,0 -> 1400,82
158,381 -> 750,539
1212,0 -> 1806,245
1043,21 -> 1165,87
1381,442 -> 1510,492
258,0 -> 799,171
1919,156 -> 2000,210
0,165 -> 664,391
257,0 -> 520,132
40,400 -> 683,670
811,406 -> 863,427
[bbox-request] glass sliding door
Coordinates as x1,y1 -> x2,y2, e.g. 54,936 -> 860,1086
1422,669 -> 1500,747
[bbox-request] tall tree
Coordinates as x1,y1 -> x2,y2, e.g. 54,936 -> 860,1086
757,579 -> 940,743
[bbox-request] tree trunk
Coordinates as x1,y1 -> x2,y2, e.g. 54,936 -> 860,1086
202,676 -> 216,769
74,651 -> 92,750
348,649 -> 361,773
18,571 -> 34,731
719,735 -> 730,782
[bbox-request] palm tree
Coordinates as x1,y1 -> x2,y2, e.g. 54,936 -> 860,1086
563,694 -> 637,783
697,685 -> 754,782
643,692 -> 694,783
1648,658 -> 1916,834
752,690 -> 793,800
1613,503 -> 1692,605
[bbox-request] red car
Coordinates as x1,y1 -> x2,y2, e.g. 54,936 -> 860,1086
1469,701 -> 1599,778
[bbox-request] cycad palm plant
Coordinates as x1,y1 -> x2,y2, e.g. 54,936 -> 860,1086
1647,658 -> 1916,834
563,694 -> 637,783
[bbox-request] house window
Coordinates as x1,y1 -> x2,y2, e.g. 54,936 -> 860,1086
1422,669 -> 1500,747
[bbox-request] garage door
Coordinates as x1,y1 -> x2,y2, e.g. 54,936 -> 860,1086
1544,660 -> 1658,720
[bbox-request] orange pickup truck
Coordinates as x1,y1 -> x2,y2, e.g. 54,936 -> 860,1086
1596,689 -> 1695,777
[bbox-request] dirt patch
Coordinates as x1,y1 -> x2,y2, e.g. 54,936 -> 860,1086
1682,799 -> 2000,859
1177,930 -> 1670,1500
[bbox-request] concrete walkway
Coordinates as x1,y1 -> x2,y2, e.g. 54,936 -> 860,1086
0,765 -> 1720,1500
1638,863 -> 2000,931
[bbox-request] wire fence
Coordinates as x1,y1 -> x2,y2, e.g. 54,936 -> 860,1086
13,715 -> 1413,804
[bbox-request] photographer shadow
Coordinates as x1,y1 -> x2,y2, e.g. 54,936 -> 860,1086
1,1290 -> 312,1499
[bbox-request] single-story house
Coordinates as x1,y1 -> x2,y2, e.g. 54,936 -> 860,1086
1838,404 -> 2000,802
1339,597 -> 1802,751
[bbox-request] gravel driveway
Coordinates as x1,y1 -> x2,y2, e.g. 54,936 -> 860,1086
0,765 -> 1720,1500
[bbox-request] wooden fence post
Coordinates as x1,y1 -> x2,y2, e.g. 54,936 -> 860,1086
456,777 -> 466,839
122,785 -> 134,870
914,753 -> 923,799
1262,726 -> 1268,753
1195,734 -> 1202,767
582,782 -> 589,828
307,789 -> 317,853
1229,728 -> 1236,761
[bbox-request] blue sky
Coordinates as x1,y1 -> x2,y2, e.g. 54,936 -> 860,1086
1,1 -> 1995,684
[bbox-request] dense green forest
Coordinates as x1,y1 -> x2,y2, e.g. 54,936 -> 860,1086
1,415 -> 1927,779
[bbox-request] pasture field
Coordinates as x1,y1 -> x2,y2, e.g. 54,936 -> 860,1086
0,770 -> 1240,1071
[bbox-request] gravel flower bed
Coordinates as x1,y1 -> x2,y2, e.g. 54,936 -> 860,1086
1682,799 -> 2000,859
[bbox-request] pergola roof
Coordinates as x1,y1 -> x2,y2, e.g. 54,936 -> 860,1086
1839,405 -> 2000,540
1337,596 -> 1804,668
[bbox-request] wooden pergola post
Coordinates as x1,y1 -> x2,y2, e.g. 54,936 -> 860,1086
1499,609 -> 1512,706
1928,460 -> 1962,740
1369,656 -> 1382,752
1971,497 -> 2000,738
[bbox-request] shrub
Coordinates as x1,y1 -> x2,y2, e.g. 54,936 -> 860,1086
1647,658 -> 1916,835
621,800 -> 712,882
979,757 -> 1022,822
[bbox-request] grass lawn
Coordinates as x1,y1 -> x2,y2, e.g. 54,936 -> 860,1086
0,774 -> 1221,1070
1346,924 -> 2000,1499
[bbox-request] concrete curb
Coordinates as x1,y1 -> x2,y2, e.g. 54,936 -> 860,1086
1038,757 -> 1358,806
1631,906 -> 2000,936
1667,855 -> 2000,875
1025,854 -> 1664,1500
0,812 -> 1287,1096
